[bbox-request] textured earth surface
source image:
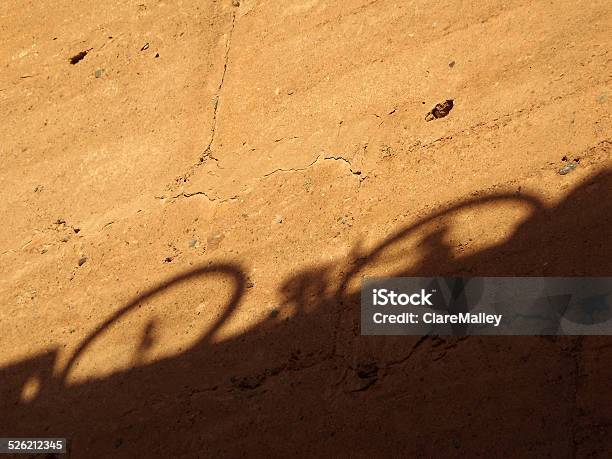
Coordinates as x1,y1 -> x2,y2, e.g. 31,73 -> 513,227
1,0 -> 611,457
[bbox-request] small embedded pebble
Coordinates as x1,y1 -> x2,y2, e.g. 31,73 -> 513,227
188,239 -> 198,248
559,163 -> 577,175
77,256 -> 87,266
425,99 -> 454,121
448,60 -> 455,68
94,69 -> 105,78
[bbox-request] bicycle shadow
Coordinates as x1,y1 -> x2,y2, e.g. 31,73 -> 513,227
1,170 -> 610,457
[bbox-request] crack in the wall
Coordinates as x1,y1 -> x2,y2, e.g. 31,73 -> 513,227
201,12 -> 237,164
154,191 -> 238,203
262,155 -> 323,177
262,154 -> 364,182
163,10 -> 237,195
323,155 -> 364,178
157,152 -> 365,206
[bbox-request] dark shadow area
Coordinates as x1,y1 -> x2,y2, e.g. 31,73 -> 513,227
1,170 -> 610,457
